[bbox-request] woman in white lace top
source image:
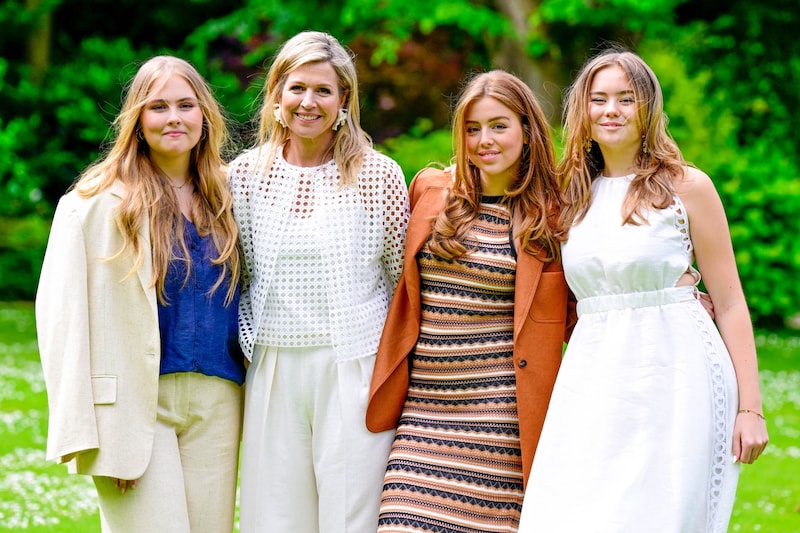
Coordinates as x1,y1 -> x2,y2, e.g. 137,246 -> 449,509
227,31 -> 410,532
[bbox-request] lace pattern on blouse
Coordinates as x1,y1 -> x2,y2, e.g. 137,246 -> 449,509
228,146 -> 410,361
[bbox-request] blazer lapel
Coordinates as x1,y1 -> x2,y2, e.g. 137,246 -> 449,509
405,193 -> 443,257
110,181 -> 158,322
514,245 -> 544,339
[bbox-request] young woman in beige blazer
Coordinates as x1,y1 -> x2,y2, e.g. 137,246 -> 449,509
36,56 -> 243,532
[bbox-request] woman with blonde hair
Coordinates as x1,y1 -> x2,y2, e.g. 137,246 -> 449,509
36,55 -> 244,532
519,46 -> 768,532
367,69 -> 575,532
228,31 -> 409,532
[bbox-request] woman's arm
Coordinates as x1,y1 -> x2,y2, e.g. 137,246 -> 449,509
676,166 -> 769,464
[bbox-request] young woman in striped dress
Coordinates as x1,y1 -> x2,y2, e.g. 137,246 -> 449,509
367,70 -> 576,532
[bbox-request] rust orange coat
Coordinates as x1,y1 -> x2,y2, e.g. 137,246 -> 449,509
366,168 -> 577,486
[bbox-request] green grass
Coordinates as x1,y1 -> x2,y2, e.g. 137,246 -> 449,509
1,301 -> 798,531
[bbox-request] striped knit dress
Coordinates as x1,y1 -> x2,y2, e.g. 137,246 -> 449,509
378,197 -> 521,533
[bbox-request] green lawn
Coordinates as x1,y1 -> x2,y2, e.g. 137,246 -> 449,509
1,301 -> 798,531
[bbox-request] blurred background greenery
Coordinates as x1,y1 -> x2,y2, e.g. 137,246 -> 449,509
1,0 -> 799,328
1,1 -> 799,531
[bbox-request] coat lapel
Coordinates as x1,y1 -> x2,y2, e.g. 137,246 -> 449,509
514,245 -> 544,339
109,181 -> 158,322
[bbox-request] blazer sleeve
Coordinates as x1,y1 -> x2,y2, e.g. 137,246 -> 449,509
36,196 -> 101,463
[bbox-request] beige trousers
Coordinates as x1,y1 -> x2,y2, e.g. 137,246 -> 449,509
239,345 -> 394,533
94,372 -> 243,532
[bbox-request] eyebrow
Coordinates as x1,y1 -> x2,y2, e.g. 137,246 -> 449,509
146,96 -> 199,105
589,90 -> 634,96
466,116 -> 512,122
286,79 -> 336,88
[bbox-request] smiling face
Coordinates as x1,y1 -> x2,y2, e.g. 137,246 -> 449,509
465,96 -> 524,194
139,74 -> 204,171
588,65 -> 641,158
277,61 -> 345,147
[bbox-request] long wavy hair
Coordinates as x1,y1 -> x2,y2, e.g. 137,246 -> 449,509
558,46 -> 687,227
255,30 -> 372,185
429,70 -> 565,262
73,55 -> 240,304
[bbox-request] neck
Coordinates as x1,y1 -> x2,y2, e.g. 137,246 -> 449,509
599,148 -> 638,177
481,174 -> 513,196
152,154 -> 191,183
283,136 -> 335,167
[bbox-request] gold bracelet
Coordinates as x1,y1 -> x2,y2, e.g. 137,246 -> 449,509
738,409 -> 765,421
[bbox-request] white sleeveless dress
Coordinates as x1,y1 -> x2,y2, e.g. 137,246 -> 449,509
518,175 -> 740,533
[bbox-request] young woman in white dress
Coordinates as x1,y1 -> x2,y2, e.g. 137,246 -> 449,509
518,47 -> 769,532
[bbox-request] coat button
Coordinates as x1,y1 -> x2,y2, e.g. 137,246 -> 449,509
518,359 -> 527,368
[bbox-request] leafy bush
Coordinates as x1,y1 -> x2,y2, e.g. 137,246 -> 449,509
645,40 -> 800,328
1,38 -> 153,217
0,217 -> 50,300
377,120 -> 453,185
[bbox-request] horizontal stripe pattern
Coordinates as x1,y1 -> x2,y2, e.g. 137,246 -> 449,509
379,200 -> 522,533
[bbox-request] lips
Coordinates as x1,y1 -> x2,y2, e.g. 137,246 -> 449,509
478,151 -> 500,162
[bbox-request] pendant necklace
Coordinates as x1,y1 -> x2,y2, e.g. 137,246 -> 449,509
171,179 -> 189,190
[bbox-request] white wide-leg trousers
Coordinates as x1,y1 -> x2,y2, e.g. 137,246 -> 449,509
239,344 -> 394,533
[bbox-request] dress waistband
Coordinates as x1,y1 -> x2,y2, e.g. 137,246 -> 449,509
577,286 -> 697,316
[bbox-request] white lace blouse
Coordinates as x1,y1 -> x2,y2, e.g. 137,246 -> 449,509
228,146 -> 410,362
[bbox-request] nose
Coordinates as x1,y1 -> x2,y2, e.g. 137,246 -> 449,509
166,105 -> 181,124
301,89 -> 316,108
479,127 -> 494,146
603,99 -> 619,117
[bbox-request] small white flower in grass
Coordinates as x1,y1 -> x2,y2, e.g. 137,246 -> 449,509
0,468 -> 96,526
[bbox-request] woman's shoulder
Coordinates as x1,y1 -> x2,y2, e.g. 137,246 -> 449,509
671,165 -> 716,199
229,146 -> 269,172
410,165 -> 454,189
362,148 -> 403,172
407,165 -> 454,206
53,181 -> 122,224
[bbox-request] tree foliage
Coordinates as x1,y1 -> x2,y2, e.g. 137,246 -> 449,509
0,0 -> 798,327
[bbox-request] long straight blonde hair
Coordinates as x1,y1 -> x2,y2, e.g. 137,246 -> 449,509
73,55 -> 240,304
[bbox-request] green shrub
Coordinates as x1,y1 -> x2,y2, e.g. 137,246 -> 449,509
0,217 -> 50,300
377,120 -> 453,185
645,42 -> 800,329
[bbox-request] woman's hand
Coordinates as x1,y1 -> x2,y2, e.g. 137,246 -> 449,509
697,291 -> 714,319
732,411 -> 769,464
111,478 -> 137,494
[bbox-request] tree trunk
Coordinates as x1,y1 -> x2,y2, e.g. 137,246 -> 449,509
492,0 -> 568,124
26,0 -> 52,85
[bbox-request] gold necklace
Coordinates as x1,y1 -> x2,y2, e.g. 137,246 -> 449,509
170,179 -> 190,190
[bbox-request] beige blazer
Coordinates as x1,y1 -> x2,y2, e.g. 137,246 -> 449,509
36,180 -> 161,479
